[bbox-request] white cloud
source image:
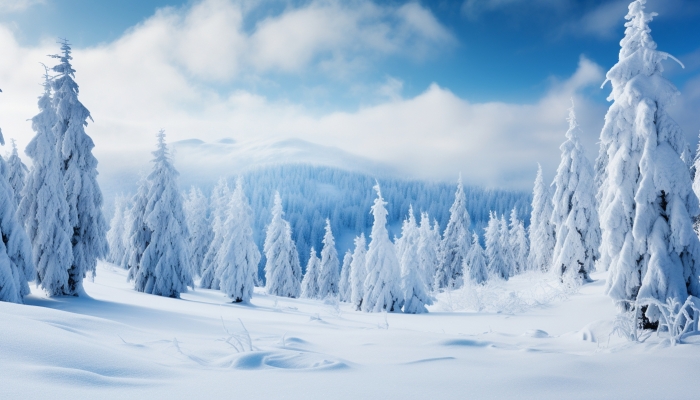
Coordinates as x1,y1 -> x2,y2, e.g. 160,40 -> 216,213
0,0 -> 43,12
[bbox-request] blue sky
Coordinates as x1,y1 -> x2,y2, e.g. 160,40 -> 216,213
1,0 -> 699,188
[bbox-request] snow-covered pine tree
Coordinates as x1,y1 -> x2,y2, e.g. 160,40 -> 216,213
106,195 -> 129,267
263,191 -> 301,298
0,129 -> 33,302
200,178 -> 229,289
301,247 -> 320,299
598,0 -> 700,321
50,40 -> 108,293
217,177 -> 260,303
435,176 -> 471,289
508,208 -> 529,275
350,234 -> 367,310
528,164 -> 556,272
399,209 -> 432,314
339,250 -> 352,302
126,177 -> 150,282
362,183 -> 403,312
317,219 -> 339,299
20,75 -> 73,297
484,212 -> 507,279
416,212 -> 440,290
499,214 -> 513,278
184,186 -> 212,278
551,103 -> 600,286
134,131 -> 193,298
5,139 -> 28,207
464,232 -> 488,284
692,132 -> 700,233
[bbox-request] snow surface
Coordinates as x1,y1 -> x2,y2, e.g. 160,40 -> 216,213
2,261 -> 699,399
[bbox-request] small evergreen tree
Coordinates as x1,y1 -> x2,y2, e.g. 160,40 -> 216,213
464,233 -> 488,284
317,219 -> 339,299
362,183 -> 403,312
5,139 -> 28,207
50,40 -> 108,293
499,215 -> 513,278
528,164 -> 556,272
400,209 -> 432,314
217,178 -> 260,303
435,176 -> 471,289
126,177 -> 150,282
184,186 -> 212,277
339,250 -> 352,302
350,234 -> 367,310
416,212 -> 439,290
106,195 -> 129,268
264,191 -> 302,298
133,131 -> 193,298
200,178 -> 229,289
551,104 -> 600,286
20,76 -> 73,297
484,212 -> 507,279
508,208 -> 529,275
301,247 -> 320,299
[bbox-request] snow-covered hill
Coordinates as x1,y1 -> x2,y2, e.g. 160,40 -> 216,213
2,262 -> 698,399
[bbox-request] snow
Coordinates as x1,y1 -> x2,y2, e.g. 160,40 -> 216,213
2,262 -> 699,398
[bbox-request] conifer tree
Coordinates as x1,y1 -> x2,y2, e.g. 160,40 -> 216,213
20,76 -> 73,297
301,247 -> 320,299
551,104 -> 600,286
50,40 -> 108,293
264,191 -> 301,298
5,139 -> 28,207
350,234 -> 367,310
184,187 -> 212,277
499,214 -> 513,277
339,250 -> 352,302
399,209 -> 432,314
133,131 -> 193,298
464,233 -> 488,284
528,165 -> 556,272
200,178 -> 229,289
597,0 -> 700,320
484,212 -> 507,279
106,195 -> 129,267
416,212 -> 439,290
508,208 -> 529,275
126,178 -> 150,282
217,178 -> 260,303
435,176 -> 471,289
317,219 -> 339,299
362,183 -> 403,312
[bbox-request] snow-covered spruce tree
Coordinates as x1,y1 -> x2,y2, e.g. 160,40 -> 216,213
200,177 -> 229,289
5,139 -> 28,207
435,177 -> 471,290
106,195 -> 129,267
50,40 -> 108,293
416,212 -> 440,290
134,131 -> 193,298
598,0 -> 700,322
317,219 -> 339,299
692,132 -> 700,233
350,234 -> 367,310
263,191 -> 301,298
400,209 -> 432,314
19,76 -> 72,297
301,247 -> 320,299
0,131 -> 33,302
499,214 -> 514,277
339,250 -> 352,302
362,183 -> 403,312
184,186 -> 212,278
508,208 -> 529,275
551,104 -> 600,286
217,177 -> 260,303
126,177 -> 150,282
528,164 -> 556,272
464,232 -> 488,284
484,212 -> 507,280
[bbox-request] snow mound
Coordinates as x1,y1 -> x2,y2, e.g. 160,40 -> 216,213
229,350 -> 349,370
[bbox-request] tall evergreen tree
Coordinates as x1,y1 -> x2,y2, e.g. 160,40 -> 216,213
317,219 -> 339,299
106,195 -> 129,268
464,233 -> 488,284
484,212 -> 507,279
499,214 -> 513,277
339,250 -> 352,302
184,186 -> 212,277
399,209 -> 432,314
263,191 -> 301,298
126,177 -> 150,282
20,76 -> 73,297
362,183 -> 403,312
551,104 -> 600,286
133,131 -> 193,298
301,247 -> 320,299
200,178 -> 229,289
435,176 -> 471,289
597,0 -> 700,321
508,208 -> 529,275
217,178 -> 260,303
5,139 -> 28,207
350,234 -> 367,311
416,212 -> 439,290
50,40 -> 108,293
528,164 -> 556,272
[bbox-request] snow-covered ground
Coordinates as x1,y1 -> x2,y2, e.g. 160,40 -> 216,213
2,262 -> 698,399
